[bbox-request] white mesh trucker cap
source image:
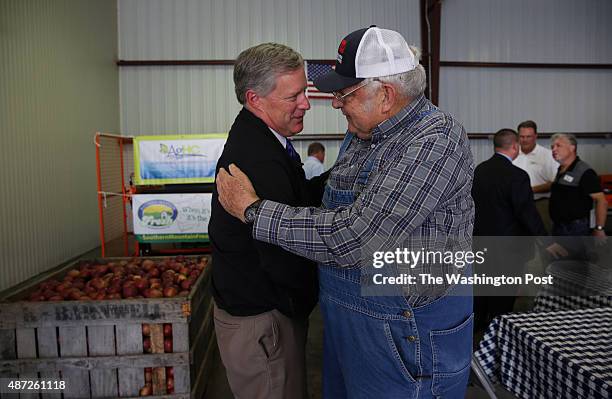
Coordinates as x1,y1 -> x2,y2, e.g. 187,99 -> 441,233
314,26 -> 417,93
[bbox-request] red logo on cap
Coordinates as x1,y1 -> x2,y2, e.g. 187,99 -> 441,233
338,39 -> 347,55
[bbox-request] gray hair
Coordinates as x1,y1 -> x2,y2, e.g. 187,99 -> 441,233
365,45 -> 427,99
551,133 -> 578,150
234,43 -> 304,105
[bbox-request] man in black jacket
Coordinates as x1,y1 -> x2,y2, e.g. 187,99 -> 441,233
209,43 -> 324,399
472,129 -> 547,237
472,128 -> 547,330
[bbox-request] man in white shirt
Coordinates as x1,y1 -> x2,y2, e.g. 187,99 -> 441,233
302,142 -> 325,179
513,120 -> 558,232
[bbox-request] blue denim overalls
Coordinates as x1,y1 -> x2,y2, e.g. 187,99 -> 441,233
319,115 -> 473,399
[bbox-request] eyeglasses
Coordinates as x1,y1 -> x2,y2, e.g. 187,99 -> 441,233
332,80 -> 371,102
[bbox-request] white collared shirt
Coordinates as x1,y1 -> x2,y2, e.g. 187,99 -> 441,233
269,128 -> 287,149
513,144 -> 559,200
303,155 -> 324,179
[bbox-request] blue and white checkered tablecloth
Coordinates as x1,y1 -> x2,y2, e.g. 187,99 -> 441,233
474,307 -> 612,399
533,261 -> 612,312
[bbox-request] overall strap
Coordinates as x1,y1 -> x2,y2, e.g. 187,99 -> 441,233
358,108 -> 437,186
336,132 -> 354,161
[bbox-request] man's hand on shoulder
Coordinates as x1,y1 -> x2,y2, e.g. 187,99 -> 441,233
217,164 -> 260,223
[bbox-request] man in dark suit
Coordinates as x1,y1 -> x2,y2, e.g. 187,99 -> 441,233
472,129 -> 547,330
209,43 -> 325,399
473,129 -> 547,236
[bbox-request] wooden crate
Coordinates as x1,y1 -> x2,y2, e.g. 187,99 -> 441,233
0,257 -> 218,399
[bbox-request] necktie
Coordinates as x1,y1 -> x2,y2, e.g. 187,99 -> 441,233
286,140 -> 301,163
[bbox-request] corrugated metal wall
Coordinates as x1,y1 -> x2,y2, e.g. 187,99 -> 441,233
0,0 -> 119,292
441,68 -> 612,132
439,0 -> 612,173
119,0 -> 420,60
118,0 -> 421,167
441,0 -> 612,63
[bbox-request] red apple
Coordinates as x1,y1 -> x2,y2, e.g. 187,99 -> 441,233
67,269 -> 80,278
142,324 -> 150,336
143,338 -> 151,353
135,278 -> 149,292
69,290 -> 83,300
122,285 -> 138,298
71,279 -> 85,290
107,284 -> 121,294
90,278 -> 107,290
80,268 -> 93,279
180,279 -> 193,291
146,289 -> 163,298
164,338 -> 173,353
56,282 -> 71,293
163,286 -> 178,298
42,289 -> 57,299
163,324 -> 172,337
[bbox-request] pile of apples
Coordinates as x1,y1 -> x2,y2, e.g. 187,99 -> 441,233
140,323 -> 175,395
26,256 -> 208,301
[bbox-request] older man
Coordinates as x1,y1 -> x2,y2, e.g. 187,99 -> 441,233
217,27 -> 475,398
209,43 -> 326,399
549,133 -> 607,237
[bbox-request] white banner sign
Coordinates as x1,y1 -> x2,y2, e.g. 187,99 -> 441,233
132,193 -> 212,242
134,134 -> 226,184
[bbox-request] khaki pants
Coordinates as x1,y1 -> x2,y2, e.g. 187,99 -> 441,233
535,198 -> 552,234
213,303 -> 308,399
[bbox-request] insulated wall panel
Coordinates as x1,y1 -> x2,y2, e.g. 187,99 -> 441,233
0,0 -> 119,292
441,0 -> 612,63
439,0 -> 612,151
440,67 -> 612,133
118,0 -> 421,136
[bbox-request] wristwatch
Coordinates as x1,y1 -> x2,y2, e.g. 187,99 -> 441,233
594,225 -> 604,231
244,199 -> 263,224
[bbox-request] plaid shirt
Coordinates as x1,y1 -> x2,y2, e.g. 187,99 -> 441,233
253,95 -> 474,301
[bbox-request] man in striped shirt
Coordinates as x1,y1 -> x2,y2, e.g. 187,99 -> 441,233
217,27 -> 475,399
